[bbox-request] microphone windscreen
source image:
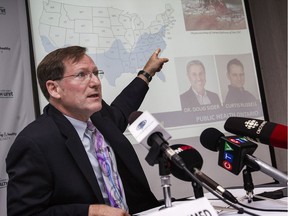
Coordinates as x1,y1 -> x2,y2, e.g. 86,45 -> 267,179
270,124 -> 288,148
224,117 -> 275,143
128,111 -> 143,125
224,117 -> 287,149
200,128 -> 224,152
170,144 -> 203,181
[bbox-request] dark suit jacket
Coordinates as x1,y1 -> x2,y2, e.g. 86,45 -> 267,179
180,87 -> 221,109
6,78 -> 159,216
224,85 -> 259,105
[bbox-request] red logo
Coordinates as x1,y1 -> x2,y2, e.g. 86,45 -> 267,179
181,145 -> 192,151
223,160 -> 232,171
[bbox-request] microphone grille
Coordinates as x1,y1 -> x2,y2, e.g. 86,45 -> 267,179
200,128 -> 224,152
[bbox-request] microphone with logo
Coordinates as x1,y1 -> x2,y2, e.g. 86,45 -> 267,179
127,111 -> 185,168
128,111 -> 185,207
200,128 -> 288,184
224,117 -> 287,149
170,144 -> 204,199
170,144 -> 238,203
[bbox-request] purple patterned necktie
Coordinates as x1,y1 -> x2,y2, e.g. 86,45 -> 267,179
87,122 -> 127,211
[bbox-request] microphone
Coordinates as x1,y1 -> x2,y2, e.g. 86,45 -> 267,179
128,111 -> 186,208
200,128 -> 288,184
200,127 -> 258,175
128,111 -> 185,168
170,144 -> 238,203
170,144 -> 204,199
170,144 -> 203,181
224,117 -> 287,149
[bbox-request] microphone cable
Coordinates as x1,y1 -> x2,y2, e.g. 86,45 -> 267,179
237,202 -> 288,213
181,165 -> 260,216
236,194 -> 288,213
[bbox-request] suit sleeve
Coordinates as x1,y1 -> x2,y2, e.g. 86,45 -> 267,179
98,77 -> 149,132
6,135 -> 89,216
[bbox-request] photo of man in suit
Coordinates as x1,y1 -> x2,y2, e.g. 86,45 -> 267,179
180,60 -> 221,110
6,46 -> 169,216
224,58 -> 259,105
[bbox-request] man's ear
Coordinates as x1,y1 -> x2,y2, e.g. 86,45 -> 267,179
46,80 -> 61,99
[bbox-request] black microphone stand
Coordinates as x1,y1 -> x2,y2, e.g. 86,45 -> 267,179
158,155 -> 172,208
191,179 -> 204,199
242,166 -> 255,203
145,141 -> 173,208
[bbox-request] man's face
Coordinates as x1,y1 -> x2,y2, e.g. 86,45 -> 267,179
54,55 -> 102,121
227,64 -> 245,88
187,64 -> 206,94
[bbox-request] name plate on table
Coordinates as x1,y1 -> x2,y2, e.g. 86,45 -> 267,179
136,197 -> 218,216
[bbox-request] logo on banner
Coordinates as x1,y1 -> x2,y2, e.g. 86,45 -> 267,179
0,90 -> 14,98
0,7 -> 6,15
0,46 -> 11,54
0,131 -> 17,141
0,179 -> 8,189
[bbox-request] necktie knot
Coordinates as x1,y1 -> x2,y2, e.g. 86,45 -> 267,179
87,121 -> 96,132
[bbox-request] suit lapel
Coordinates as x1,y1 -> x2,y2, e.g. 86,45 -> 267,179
46,105 -> 105,203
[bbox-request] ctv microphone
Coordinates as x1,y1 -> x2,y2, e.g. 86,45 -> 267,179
170,144 -> 238,203
200,128 -> 288,184
200,127 -> 257,175
224,117 -> 287,149
128,111 -> 185,168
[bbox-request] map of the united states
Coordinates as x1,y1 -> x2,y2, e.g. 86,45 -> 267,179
38,1 -> 174,86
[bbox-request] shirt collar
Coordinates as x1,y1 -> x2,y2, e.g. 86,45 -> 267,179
192,87 -> 207,97
64,115 -> 89,141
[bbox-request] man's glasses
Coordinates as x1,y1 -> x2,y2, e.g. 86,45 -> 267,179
53,70 -> 104,82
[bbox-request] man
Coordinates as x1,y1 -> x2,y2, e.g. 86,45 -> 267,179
6,46 -> 169,216
180,60 -> 221,110
224,58 -> 258,105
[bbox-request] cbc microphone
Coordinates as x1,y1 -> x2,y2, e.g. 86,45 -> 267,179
200,128 -> 288,184
224,117 -> 287,149
128,111 -> 185,168
170,144 -> 238,203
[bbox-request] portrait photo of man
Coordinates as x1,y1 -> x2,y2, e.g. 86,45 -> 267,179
224,58 -> 260,105
180,59 -> 221,110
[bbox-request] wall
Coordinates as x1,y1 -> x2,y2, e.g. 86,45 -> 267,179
247,0 -> 287,173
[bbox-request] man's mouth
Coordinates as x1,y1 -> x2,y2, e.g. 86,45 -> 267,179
88,93 -> 99,98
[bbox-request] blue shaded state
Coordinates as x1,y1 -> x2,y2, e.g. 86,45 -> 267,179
40,36 -> 58,53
